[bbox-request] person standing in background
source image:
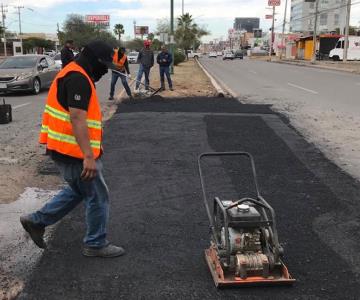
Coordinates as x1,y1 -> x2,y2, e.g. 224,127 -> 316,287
156,45 -> 173,91
134,40 -> 154,92
61,40 -> 75,68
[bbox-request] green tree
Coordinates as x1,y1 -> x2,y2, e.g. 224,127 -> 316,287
61,14 -> 117,49
23,38 -> 55,53
147,33 -> 155,41
114,23 -> 125,42
175,13 -> 209,54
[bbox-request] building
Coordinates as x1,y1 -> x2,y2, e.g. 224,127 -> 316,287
233,18 -> 260,33
290,0 -> 347,34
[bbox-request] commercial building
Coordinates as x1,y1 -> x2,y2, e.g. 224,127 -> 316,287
233,18 -> 260,33
290,0 -> 347,34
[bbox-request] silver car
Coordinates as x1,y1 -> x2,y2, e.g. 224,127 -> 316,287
0,55 -> 60,94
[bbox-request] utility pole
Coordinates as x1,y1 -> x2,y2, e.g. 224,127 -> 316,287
280,0 -> 288,59
182,0 -> 184,15
269,5 -> 275,60
170,0 -> 174,74
1,3 -> 7,57
311,0 -> 319,63
15,5 -> 24,35
133,20 -> 136,39
343,0 -> 351,62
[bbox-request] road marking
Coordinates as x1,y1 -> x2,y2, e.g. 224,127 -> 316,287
13,102 -> 31,109
249,70 -> 257,75
287,83 -> 318,94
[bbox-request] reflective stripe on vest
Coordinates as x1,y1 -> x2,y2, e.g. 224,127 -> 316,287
39,62 -> 102,159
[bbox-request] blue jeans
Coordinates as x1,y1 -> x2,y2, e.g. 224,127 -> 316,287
30,159 -> 109,248
159,66 -> 173,89
110,72 -> 132,97
135,64 -> 151,90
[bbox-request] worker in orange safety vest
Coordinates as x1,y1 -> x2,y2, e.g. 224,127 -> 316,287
20,40 -> 126,258
109,47 -> 132,100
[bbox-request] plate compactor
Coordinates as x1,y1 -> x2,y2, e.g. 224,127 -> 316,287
198,152 -> 295,287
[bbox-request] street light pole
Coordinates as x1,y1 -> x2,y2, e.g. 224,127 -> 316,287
311,0 -> 319,63
1,4 -> 7,57
182,0 -> 184,15
343,0 -> 351,62
170,0 -> 174,74
269,5 -> 275,60
280,0 -> 288,59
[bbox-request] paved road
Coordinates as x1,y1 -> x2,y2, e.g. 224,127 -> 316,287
199,57 -> 360,116
21,98 -> 360,299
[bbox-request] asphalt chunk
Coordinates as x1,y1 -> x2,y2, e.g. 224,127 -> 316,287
20,98 -> 360,299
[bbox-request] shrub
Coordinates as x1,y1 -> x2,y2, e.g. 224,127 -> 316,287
174,50 -> 186,65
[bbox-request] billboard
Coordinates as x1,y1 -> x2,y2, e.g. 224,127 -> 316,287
85,15 -> 110,27
268,0 -> 281,6
135,26 -> 149,35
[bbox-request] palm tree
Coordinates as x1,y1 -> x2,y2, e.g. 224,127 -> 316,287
114,24 -> 125,42
175,13 -> 209,56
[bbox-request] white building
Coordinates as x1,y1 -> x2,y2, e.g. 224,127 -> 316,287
290,0 -> 347,34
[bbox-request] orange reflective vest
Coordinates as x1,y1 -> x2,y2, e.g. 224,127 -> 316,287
113,50 -> 127,71
39,62 -> 102,159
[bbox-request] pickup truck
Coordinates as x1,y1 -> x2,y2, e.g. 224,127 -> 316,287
186,50 -> 202,59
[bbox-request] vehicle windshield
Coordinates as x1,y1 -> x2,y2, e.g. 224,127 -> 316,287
0,57 -> 38,69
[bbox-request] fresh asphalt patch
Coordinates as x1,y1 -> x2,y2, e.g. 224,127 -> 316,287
20,97 -> 360,299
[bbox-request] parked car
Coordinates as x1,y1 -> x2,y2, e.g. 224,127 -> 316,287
186,50 -> 202,59
234,50 -> 244,59
0,55 -> 59,94
53,53 -> 62,69
53,52 -> 78,69
208,51 -> 217,58
223,51 -> 235,60
127,51 -> 139,64
217,51 -> 223,56
44,50 -> 56,57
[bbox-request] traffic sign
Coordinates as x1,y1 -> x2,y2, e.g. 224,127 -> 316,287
268,0 -> 280,6
265,14 -> 273,19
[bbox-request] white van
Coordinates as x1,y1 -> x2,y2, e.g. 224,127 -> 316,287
329,36 -> 360,61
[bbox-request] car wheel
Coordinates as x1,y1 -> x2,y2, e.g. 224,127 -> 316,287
32,77 -> 41,95
194,55 -> 198,59
332,56 -> 340,61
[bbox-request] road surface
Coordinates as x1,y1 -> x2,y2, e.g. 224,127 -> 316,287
199,57 -> 360,115
199,57 -> 360,181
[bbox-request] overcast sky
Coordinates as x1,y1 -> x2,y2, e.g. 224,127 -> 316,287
3,0 -> 360,42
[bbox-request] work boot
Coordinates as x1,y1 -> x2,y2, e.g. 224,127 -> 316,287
108,96 -> 114,100
20,215 -> 46,249
83,243 -> 125,258
169,87 -> 174,91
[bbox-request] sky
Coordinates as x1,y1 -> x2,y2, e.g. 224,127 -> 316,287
2,0 -> 360,42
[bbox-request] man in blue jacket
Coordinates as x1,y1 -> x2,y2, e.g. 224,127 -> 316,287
156,45 -> 173,91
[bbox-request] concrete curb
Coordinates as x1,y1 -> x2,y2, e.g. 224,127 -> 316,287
271,59 -> 360,75
196,59 -> 226,97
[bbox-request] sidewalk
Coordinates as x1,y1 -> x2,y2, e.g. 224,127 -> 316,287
19,97 -> 360,299
270,57 -> 360,74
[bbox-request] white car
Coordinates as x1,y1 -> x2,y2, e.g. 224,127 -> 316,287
223,51 -> 234,60
128,52 -> 139,64
217,51 -> 223,56
208,52 -> 217,58
53,53 -> 62,69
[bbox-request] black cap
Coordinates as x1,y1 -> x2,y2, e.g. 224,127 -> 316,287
83,40 -> 119,71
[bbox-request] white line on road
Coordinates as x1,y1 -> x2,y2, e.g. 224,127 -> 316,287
13,102 -> 31,109
249,70 -> 257,75
287,83 -> 318,94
